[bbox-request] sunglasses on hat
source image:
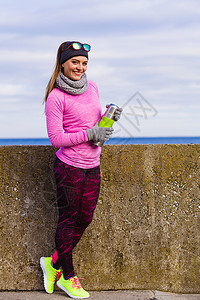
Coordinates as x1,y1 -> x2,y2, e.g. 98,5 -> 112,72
63,42 -> 91,53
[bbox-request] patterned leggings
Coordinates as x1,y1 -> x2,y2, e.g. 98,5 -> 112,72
51,156 -> 101,279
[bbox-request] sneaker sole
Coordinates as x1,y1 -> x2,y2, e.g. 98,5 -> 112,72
57,281 -> 90,299
40,257 -> 53,294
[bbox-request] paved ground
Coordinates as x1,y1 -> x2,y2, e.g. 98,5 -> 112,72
0,290 -> 199,300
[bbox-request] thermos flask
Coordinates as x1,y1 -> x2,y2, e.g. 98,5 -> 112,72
94,104 -> 119,147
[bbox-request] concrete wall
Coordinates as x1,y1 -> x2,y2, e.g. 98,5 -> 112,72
0,145 -> 199,293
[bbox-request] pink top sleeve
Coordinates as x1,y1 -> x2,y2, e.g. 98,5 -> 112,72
45,92 -> 89,148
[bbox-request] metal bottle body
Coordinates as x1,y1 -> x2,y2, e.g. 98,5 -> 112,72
94,104 -> 119,147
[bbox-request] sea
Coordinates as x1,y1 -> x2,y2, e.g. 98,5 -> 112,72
0,137 -> 200,145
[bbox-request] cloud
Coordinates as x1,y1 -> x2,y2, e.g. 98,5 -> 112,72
0,0 -> 200,137
1,0 -> 200,36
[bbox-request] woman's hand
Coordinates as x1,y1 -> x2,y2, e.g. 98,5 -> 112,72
106,104 -> 123,121
87,122 -> 114,142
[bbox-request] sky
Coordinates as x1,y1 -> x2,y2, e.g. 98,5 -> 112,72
0,0 -> 200,138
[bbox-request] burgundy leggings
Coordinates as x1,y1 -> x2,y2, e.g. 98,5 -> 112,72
51,156 -> 101,279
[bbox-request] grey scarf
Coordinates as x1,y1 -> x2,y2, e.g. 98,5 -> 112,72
55,72 -> 88,95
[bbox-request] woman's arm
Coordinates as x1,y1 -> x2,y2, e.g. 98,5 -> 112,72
45,95 -> 88,148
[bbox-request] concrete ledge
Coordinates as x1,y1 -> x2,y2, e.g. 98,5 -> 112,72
0,145 -> 199,293
1,290 -> 200,300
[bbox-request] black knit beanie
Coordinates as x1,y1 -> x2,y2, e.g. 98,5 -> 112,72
60,42 -> 89,65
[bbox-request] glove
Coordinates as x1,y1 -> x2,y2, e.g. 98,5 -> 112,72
87,122 -> 114,142
106,105 -> 123,121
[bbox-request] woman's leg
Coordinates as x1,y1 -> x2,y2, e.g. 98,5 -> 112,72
53,157 -> 86,279
52,163 -> 100,270
73,166 -> 101,248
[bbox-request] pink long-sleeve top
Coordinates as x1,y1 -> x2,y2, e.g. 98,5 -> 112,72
45,80 -> 102,169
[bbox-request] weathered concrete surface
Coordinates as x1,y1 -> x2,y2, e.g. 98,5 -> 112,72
0,145 -> 200,293
0,290 -> 200,300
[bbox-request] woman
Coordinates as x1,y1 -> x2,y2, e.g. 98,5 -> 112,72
40,41 -> 122,299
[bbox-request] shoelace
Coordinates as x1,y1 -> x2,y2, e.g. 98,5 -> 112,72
55,271 -> 62,291
48,270 -> 62,282
55,271 -> 62,281
70,277 -> 85,290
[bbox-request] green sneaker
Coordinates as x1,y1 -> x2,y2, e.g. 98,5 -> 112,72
57,274 -> 90,299
40,256 -> 62,294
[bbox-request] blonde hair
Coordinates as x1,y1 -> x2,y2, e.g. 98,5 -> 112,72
43,42 -> 68,103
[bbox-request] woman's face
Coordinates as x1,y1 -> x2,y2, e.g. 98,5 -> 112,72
62,56 -> 88,81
